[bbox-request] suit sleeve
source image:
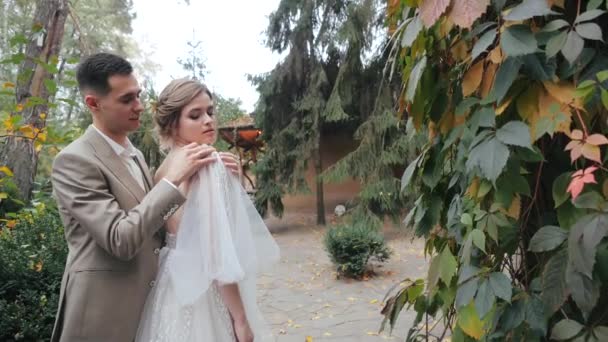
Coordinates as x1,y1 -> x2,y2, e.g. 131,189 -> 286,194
51,151 -> 186,260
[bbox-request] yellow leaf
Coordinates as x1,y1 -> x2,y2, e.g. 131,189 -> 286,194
367,331 -> 379,336
581,143 -> 601,163
19,125 -> 35,138
489,47 -> 503,64
506,195 -> 521,219
542,81 -> 583,109
0,166 -> 14,177
451,40 -> 469,62
439,17 -> 454,38
37,132 -> 47,142
39,112 -> 47,120
34,141 -> 43,153
439,112 -> 455,135
480,63 -> 498,99
529,89 -> 573,140
15,103 -> 23,112
458,302 -> 485,339
294,324 -> 303,328
2,82 -> 15,88
463,61 -> 485,96
496,95 -> 514,115
466,178 -> 480,198
516,85 -> 540,120
370,299 -> 379,304
0,192 -> 7,199
323,332 -> 333,337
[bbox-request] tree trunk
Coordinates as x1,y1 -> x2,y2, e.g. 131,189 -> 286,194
0,0 -> 68,201
313,134 -> 326,226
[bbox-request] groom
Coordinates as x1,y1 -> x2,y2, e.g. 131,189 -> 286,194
50,53 -> 233,341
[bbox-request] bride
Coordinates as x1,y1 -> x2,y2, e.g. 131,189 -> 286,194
136,78 -> 279,341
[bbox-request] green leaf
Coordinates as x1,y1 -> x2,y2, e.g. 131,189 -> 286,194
501,25 -> 538,57
562,30 -> 585,65
472,29 -> 497,60
489,272 -> 512,302
43,79 -> 57,94
504,0 -> 556,21
546,30 -> 568,58
456,97 -> 480,116
542,19 -> 570,32
427,254 -> 441,291
525,295 -> 547,335
456,277 -> 479,308
587,0 -> 604,10
551,319 -> 584,340
553,172 -> 572,208
401,155 -> 420,191
402,16 -> 423,47
477,107 -> 496,127
557,201 -> 587,229
406,56 -> 427,101
572,191 -> 604,210
475,279 -> 495,318
593,326 -> 608,340
496,121 -> 532,149
529,225 -> 567,252
566,267 -> 600,316
601,88 -> 608,110
542,249 -> 569,314
569,214 -> 608,278
574,9 -> 606,24
575,23 -> 604,41
500,299 -> 525,330
461,213 -> 473,226
467,137 -> 510,182
492,58 -> 523,104
597,70 -> 608,82
439,246 -> 458,286
471,229 -> 486,253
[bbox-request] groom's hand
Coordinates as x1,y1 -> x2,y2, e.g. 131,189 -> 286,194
164,143 -> 216,186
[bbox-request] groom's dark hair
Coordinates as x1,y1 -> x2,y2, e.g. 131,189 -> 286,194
76,52 -> 133,96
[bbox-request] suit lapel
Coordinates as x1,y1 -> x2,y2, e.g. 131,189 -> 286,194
84,127 -> 146,202
134,153 -> 153,192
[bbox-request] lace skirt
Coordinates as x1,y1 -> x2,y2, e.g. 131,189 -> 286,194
135,240 -> 237,342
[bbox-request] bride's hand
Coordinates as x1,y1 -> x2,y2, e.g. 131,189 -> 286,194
219,152 -> 240,175
233,319 -> 254,342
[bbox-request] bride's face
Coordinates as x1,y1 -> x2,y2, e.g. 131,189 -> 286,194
174,92 -> 217,146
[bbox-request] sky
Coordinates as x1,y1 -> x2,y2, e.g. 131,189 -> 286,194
131,0 -> 284,113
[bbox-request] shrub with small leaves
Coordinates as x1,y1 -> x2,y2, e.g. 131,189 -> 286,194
324,223 -> 391,278
0,207 -> 67,341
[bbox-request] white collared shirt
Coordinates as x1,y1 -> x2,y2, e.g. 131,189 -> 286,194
91,125 -> 147,190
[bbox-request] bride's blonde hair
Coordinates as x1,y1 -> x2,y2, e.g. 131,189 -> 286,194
153,78 -> 213,150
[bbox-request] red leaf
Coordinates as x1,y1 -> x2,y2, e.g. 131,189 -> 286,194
567,166 -> 599,200
586,134 -> 608,146
420,0 -> 451,28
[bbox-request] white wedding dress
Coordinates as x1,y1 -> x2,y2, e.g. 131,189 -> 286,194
136,153 -> 280,341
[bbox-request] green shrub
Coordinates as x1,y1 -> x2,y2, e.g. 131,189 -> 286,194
324,223 -> 391,279
0,207 -> 67,341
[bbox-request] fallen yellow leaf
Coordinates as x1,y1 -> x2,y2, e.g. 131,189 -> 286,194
305,336 -> 313,342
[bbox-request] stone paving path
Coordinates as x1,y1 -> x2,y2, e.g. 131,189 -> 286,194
257,214 -> 430,342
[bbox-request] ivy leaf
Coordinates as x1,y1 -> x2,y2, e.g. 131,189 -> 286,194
562,30 -> 585,65
489,272 -> 512,302
553,172 -> 572,208
458,302 -> 485,339
542,249 -> 570,314
542,19 -> 570,32
566,266 -> 600,317
472,29 -> 498,60
463,61 -> 485,97
477,107 -> 496,127
501,25 -> 538,57
574,9 -> 606,24
456,277 -> 480,308
439,246 -> 458,286
471,228 -> 487,253
467,137 -> 510,182
546,30 -> 568,58
572,191 -> 604,210
420,0 -> 451,28
529,225 -> 568,252
525,295 -> 547,335
475,279 -> 495,318
567,166 -> 598,200
492,58 -> 522,104
575,23 -> 603,41
587,0 -> 604,10
496,121 -> 532,149
449,0 -> 490,29
406,56 -> 427,101
427,254 -> 441,292
568,213 -> 608,279
402,16 -> 423,48
593,326 -> 608,340
503,0 -> 556,21
550,319 -> 584,340
602,88 -> 608,110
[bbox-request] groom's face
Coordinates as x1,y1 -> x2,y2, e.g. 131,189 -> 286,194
86,74 -> 144,136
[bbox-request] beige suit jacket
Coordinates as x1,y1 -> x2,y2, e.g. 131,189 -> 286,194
50,126 -> 185,342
